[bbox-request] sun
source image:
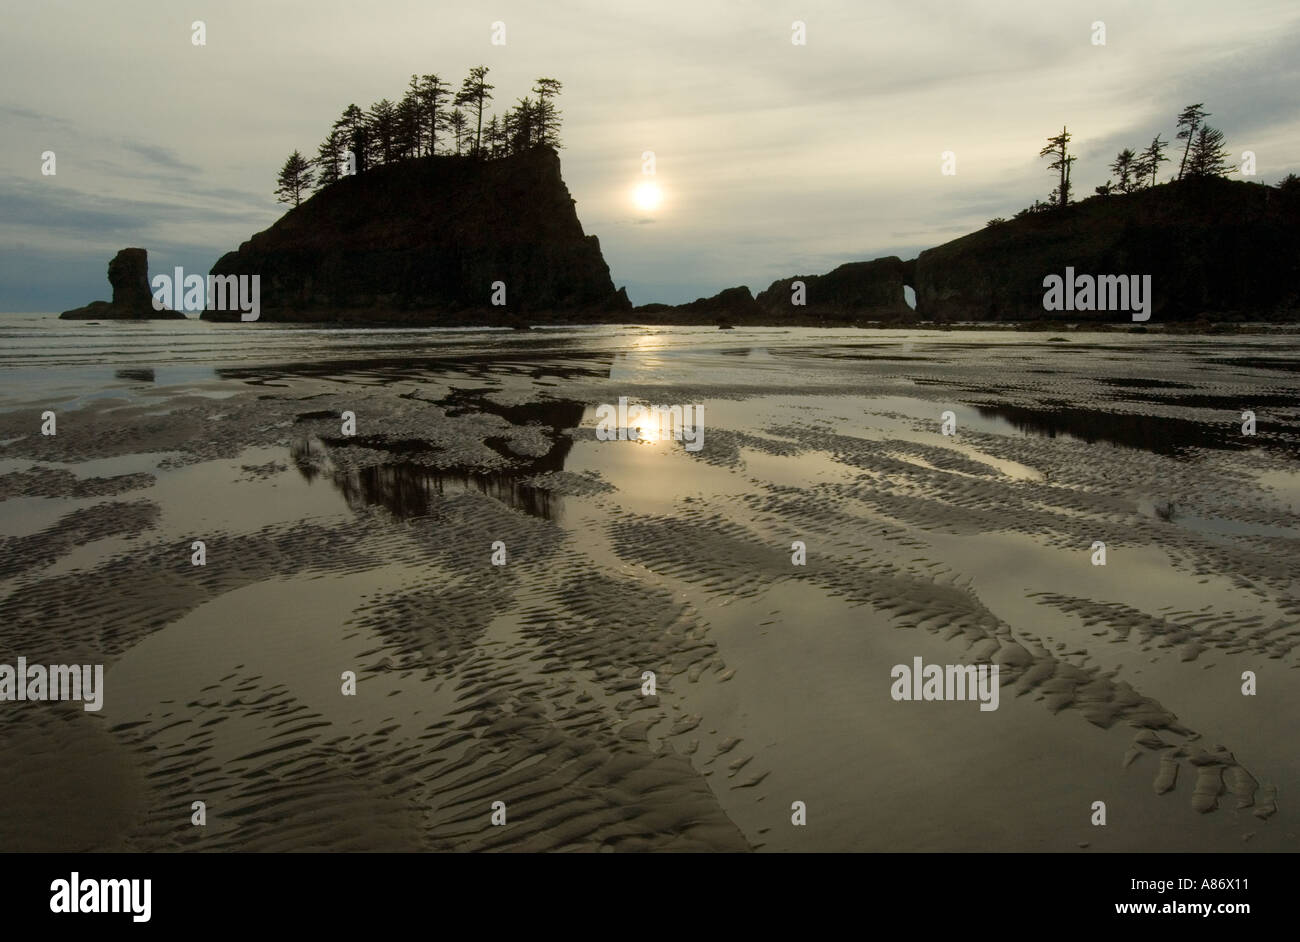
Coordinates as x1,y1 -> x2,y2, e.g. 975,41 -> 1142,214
633,181 -> 663,212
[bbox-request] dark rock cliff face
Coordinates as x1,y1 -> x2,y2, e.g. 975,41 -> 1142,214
201,147 -> 629,323
915,178 -> 1300,322
60,248 -> 186,320
755,257 -> 914,320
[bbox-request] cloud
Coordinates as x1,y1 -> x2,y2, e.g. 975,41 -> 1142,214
120,140 -> 202,175
0,105 -> 76,128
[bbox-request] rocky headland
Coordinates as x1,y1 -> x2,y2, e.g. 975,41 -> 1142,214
914,177 -> 1300,322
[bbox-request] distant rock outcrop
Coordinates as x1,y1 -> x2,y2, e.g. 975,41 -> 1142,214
60,248 -> 185,320
679,285 -> 764,318
201,147 -> 629,323
634,285 -> 765,324
755,257 -> 914,321
914,178 -> 1300,322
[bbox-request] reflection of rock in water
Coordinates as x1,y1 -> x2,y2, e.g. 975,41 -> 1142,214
973,402 -> 1265,456
290,430 -> 568,520
336,464 -> 555,520
288,395 -> 584,520
290,436 -> 336,483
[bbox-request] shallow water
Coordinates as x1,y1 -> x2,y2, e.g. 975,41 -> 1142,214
0,313 -> 1296,851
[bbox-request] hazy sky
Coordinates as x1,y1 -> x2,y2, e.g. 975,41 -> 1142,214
3,0 -> 1299,310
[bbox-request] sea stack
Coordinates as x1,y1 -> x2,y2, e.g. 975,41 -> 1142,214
201,146 -> 630,324
59,248 -> 186,320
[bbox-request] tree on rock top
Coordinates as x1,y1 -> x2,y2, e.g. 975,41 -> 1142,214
1175,103 -> 1210,180
1039,126 -> 1076,208
275,150 -> 314,207
1185,125 -> 1235,179
532,78 -> 563,149
455,65 -> 494,158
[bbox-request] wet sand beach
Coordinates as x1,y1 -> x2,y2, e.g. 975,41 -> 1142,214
0,316 -> 1296,851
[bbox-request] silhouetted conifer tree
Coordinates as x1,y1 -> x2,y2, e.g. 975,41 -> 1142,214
484,114 -> 505,157
1185,125 -> 1233,178
1110,148 -> 1139,194
335,104 -> 370,173
368,98 -> 398,164
455,66 -> 494,157
1039,127 -> 1076,207
1175,104 -> 1210,180
275,150 -> 314,206
506,97 -> 537,153
397,76 -> 424,157
418,74 -> 451,155
314,129 -> 344,190
448,108 -> 468,155
1137,134 -> 1169,187
532,77 -> 563,148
